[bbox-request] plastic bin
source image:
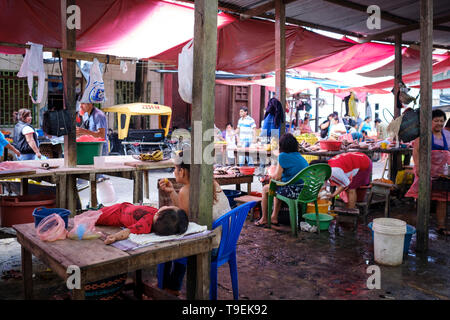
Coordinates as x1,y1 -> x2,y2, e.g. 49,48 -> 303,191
302,213 -> 334,231
372,218 -> 406,266
0,194 -> 56,227
368,222 -> 415,254
33,207 -> 71,229
223,190 -> 243,208
76,141 -> 103,165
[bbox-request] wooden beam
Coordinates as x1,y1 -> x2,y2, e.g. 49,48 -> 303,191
190,0 -> 218,227
61,0 -> 77,168
0,41 -> 131,65
416,0 -> 433,253
362,14 -> 450,42
240,0 -> 297,20
275,0 -> 286,136
394,34 -> 402,120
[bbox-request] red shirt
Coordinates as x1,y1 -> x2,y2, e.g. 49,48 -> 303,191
96,202 -> 158,234
328,152 -> 371,173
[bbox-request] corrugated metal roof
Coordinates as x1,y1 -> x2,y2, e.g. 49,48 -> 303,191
217,0 -> 450,48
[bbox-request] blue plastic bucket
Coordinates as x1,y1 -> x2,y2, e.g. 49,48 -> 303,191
368,222 -> 416,254
32,207 -> 71,229
223,190 -> 243,208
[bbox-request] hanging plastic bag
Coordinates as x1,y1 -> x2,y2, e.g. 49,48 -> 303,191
67,210 -> 103,240
80,58 -> 106,104
36,213 -> 67,242
178,40 -> 193,104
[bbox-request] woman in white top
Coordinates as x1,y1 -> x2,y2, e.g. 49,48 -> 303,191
12,108 -> 42,160
328,115 -> 347,138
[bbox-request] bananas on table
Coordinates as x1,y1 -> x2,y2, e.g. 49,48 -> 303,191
139,150 -> 164,161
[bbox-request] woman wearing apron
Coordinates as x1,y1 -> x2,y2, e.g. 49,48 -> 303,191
405,109 -> 450,235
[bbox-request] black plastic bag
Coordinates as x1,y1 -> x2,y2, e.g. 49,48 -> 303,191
398,108 -> 420,142
42,109 -> 73,137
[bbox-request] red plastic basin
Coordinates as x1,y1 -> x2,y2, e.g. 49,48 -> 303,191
319,140 -> 342,151
0,194 -> 56,227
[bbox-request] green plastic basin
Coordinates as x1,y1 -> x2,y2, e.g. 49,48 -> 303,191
302,213 -> 334,231
76,141 -> 103,165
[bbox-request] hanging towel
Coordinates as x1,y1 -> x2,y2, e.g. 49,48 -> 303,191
17,42 -> 45,104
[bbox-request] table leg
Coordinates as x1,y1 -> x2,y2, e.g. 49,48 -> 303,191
21,246 -> 33,300
247,182 -> 251,194
133,270 -> 143,299
187,253 -> 210,300
20,178 -> 29,196
133,170 -> 143,204
143,171 -> 149,200
89,173 -> 98,208
67,175 -> 77,215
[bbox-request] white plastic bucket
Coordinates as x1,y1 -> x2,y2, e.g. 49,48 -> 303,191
97,180 -> 117,205
372,218 -> 406,266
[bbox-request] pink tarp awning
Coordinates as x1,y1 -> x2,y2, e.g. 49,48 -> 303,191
358,47 -> 448,78
0,0 -> 235,58
411,78 -> 450,89
215,76 -> 312,95
364,55 -> 450,90
150,18 -> 353,74
294,41 -> 396,73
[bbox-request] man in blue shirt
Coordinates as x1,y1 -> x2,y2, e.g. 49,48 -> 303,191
76,103 -> 108,155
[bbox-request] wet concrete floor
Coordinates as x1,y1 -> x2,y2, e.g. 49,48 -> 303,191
1,198 -> 449,300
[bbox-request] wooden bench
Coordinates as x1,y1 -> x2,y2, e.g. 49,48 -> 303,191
234,195 -> 262,221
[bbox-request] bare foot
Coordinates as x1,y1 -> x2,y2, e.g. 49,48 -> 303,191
254,219 -> 267,226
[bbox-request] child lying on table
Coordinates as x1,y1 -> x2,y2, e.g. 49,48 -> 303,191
95,202 -> 189,244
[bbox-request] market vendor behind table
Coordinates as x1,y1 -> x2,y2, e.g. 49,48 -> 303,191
405,109 -> 450,236
76,102 -> 108,155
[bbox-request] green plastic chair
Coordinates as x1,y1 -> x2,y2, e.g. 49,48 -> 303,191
267,163 -> 332,236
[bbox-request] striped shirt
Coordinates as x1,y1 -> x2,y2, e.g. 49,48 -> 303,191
237,115 -> 256,142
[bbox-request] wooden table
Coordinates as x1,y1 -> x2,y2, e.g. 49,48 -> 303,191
13,222 -> 215,300
234,147 -> 273,166
214,174 -> 254,193
301,147 -> 413,181
0,156 -> 174,214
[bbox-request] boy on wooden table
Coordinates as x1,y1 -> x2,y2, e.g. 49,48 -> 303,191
96,202 -> 189,244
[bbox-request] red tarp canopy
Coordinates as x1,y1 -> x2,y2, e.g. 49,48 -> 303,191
358,47 -> 448,78
365,55 -> 450,90
411,78 -> 450,89
294,40 -> 396,74
321,87 -> 391,101
0,0 -> 235,58
150,18 -> 353,74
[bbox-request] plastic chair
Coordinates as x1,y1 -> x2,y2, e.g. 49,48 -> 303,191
267,163 -> 332,236
157,201 -> 257,300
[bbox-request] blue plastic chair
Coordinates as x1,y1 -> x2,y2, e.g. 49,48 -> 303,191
157,201 -> 257,300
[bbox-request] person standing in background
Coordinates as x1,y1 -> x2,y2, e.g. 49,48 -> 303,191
12,108 -> 42,160
236,106 -> 256,166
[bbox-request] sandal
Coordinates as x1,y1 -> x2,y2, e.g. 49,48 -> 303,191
270,221 -> 280,226
254,221 -> 267,227
436,228 -> 450,236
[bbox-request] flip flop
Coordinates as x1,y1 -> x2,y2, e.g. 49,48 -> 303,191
270,222 -> 280,226
437,228 -> 450,236
254,221 -> 266,227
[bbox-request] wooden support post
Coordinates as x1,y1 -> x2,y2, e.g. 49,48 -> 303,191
315,87 -> 320,132
275,0 -> 286,136
394,34 -> 402,119
416,0 -> 433,253
62,0 -> 78,168
190,0 -> 217,228
134,60 -> 148,129
89,173 -> 97,208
